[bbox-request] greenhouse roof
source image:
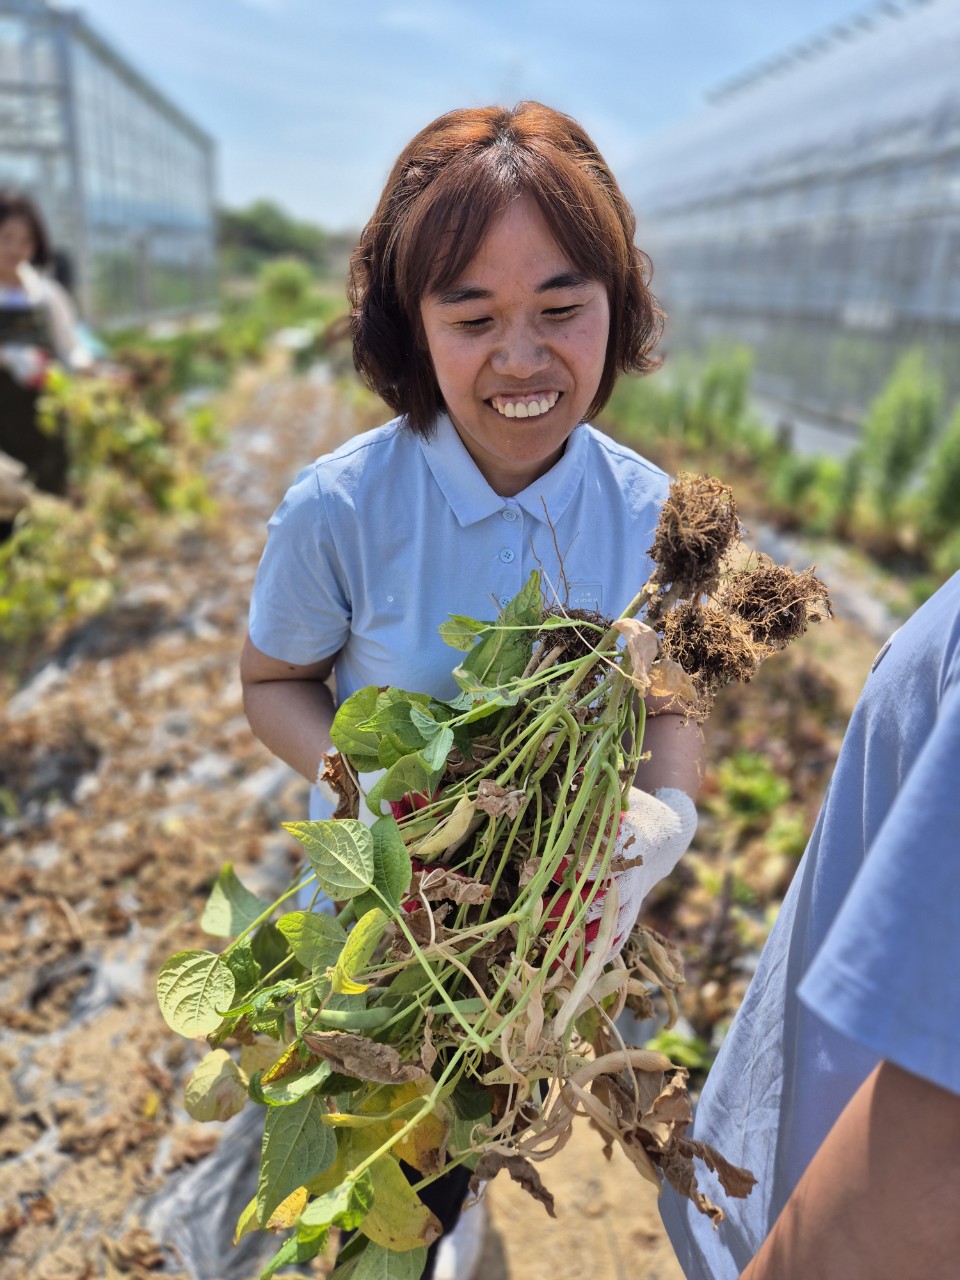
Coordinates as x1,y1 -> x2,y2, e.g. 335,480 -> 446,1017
626,0 -> 960,212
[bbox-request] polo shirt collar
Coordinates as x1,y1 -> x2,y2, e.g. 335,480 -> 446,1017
419,412 -> 589,528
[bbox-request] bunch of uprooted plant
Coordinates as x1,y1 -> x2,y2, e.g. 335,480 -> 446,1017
157,473 -> 831,1280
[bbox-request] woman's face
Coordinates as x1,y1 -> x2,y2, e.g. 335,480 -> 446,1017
0,215 -> 36,280
419,195 -> 610,496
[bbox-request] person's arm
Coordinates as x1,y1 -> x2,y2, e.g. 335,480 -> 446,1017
741,1060 -> 960,1280
635,704 -> 705,801
239,634 -> 338,783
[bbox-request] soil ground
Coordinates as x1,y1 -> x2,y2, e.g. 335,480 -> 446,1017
0,360 -> 878,1280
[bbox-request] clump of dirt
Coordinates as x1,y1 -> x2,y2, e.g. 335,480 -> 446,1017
718,553 -> 833,650
659,601 -> 760,704
648,472 -> 741,601
536,607 -> 609,662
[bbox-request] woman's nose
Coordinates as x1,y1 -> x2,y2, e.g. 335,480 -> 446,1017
491,325 -> 549,377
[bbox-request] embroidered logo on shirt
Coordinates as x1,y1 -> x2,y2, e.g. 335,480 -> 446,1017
568,582 -> 603,611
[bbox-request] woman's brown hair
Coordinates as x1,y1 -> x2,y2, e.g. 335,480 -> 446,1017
0,190 -> 51,267
349,102 -> 663,435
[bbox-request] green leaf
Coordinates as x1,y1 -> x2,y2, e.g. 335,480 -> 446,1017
258,1233 -> 326,1280
298,1169 -> 375,1241
251,921 -> 291,975
365,754 -> 438,809
409,706 -> 451,740
284,821 -> 375,899
156,950 -> 236,1037
354,817 -> 412,917
450,1074 -> 493,1121
200,863 -> 271,938
420,725 -> 454,772
223,938 -> 261,1001
330,687 -> 383,771
184,1049 -> 248,1122
262,1058 -> 333,1107
453,570 -> 542,694
358,1244 -> 427,1280
277,910 -> 348,970
449,669 -> 521,714
502,569 -> 545,626
360,690 -> 435,769
438,614 -> 487,651
332,908 -> 388,994
258,1094 -> 337,1223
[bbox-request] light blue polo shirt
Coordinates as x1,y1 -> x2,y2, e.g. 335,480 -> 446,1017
249,411 -> 668,712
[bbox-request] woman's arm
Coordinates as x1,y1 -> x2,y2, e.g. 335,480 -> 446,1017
740,1060 -> 960,1280
635,702 -> 705,801
239,634 -> 338,783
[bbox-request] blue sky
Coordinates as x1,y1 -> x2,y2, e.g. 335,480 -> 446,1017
72,0 -> 878,229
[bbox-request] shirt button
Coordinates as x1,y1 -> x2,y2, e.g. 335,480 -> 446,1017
501,508 -> 518,522
499,548 -> 515,563
498,595 -> 511,607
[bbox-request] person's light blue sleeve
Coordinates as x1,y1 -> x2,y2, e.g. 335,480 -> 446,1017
799,671 -> 960,1096
248,467 -> 351,665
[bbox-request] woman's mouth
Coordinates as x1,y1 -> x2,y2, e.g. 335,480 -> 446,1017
489,391 -> 561,419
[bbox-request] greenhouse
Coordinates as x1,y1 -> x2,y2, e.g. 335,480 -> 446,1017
626,0 -> 960,429
0,0 -> 216,326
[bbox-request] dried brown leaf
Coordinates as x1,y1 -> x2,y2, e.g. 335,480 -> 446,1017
475,780 -> 527,820
612,618 -> 659,689
680,1138 -> 758,1200
413,868 -> 491,906
648,658 -> 699,705
318,752 -> 358,820
301,1031 -> 426,1084
470,1152 -> 556,1218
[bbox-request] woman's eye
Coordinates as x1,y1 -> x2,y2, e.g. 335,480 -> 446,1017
455,317 -> 491,330
545,305 -> 579,319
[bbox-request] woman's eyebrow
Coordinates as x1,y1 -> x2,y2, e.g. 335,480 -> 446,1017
536,271 -> 590,293
434,272 -> 591,306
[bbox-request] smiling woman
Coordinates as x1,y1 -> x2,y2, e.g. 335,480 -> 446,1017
418,196 -> 611,494
240,101 -> 703,1280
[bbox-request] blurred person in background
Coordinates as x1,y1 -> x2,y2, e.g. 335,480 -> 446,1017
0,189 -> 94,534
660,569 -> 960,1280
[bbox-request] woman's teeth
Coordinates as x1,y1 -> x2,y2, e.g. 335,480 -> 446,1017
491,391 -> 560,419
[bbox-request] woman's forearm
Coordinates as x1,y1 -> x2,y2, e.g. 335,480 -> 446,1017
635,710 -> 705,800
740,1062 -> 960,1280
242,677 -> 337,784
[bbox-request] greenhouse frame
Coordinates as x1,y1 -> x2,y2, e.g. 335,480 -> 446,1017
627,0 -> 960,430
0,0 -> 216,326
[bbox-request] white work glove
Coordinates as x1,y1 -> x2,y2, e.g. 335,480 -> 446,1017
542,786 -> 697,966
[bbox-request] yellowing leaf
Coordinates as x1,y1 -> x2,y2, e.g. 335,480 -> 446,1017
360,1155 -> 442,1252
234,1195 -> 259,1244
266,1185 -> 308,1231
184,1049 -> 247,1122
240,1037 -> 283,1081
331,908 -> 387,995
358,1080 -> 448,1176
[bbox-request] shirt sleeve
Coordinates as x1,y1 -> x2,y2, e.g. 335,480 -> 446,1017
798,665 -> 960,1096
248,466 -> 351,665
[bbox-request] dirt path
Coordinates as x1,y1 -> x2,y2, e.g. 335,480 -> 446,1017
0,363 -> 682,1280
